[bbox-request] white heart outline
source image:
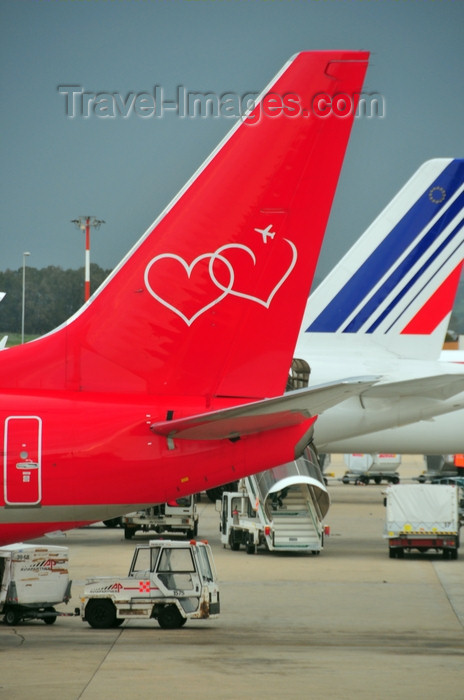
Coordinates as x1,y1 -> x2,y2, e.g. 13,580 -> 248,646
209,239 -> 298,307
144,252 -> 234,326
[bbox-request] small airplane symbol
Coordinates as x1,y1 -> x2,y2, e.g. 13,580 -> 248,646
254,224 -> 276,243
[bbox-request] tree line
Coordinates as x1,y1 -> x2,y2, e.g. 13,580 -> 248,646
0,264 -> 111,335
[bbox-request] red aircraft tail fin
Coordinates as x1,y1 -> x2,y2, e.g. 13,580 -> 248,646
3,52 -> 369,398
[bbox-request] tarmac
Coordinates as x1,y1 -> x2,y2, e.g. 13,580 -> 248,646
1,454 -> 463,700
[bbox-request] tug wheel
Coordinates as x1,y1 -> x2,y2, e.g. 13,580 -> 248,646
85,599 -> 118,629
157,604 -> 185,629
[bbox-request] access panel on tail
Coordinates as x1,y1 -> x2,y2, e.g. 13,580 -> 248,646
0,52 -> 369,544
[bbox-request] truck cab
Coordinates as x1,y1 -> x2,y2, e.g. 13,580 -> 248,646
82,539 -> 219,629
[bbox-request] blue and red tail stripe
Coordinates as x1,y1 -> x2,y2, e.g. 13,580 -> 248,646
306,159 -> 464,334
355,191 -> 464,333
401,261 -> 464,335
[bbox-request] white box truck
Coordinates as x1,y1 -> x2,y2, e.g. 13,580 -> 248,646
384,484 -> 460,559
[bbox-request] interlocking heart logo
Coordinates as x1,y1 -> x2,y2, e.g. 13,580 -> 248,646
210,241 -> 297,307
144,239 -> 298,325
144,252 -> 235,326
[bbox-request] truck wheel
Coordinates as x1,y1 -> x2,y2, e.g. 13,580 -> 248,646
124,526 -> 134,540
43,607 -> 57,625
85,599 -> 118,629
230,529 -> 240,551
4,608 -> 21,625
157,604 -> 184,629
246,542 -> 256,555
451,549 -> 458,560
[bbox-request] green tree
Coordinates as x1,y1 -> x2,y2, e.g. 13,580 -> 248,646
0,264 -> 111,335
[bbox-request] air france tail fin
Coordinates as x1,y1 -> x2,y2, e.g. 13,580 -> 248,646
1,52 -> 369,399
298,159 -> 464,360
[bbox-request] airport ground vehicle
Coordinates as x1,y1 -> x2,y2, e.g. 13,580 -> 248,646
417,455 -> 461,483
341,453 -> 401,485
429,477 -> 464,524
218,446 -> 330,555
81,539 -> 219,629
0,544 -> 74,625
122,495 -> 199,540
384,484 -> 460,559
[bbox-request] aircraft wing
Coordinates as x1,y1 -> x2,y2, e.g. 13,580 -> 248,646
363,374 -> 464,401
150,377 -> 379,440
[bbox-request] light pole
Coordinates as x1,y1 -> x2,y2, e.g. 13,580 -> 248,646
71,216 -> 105,302
21,251 -> 30,343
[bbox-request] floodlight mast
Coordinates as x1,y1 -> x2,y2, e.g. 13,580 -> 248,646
21,251 -> 30,344
71,216 -> 105,302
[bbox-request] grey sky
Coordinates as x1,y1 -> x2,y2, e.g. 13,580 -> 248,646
1,0 -> 463,286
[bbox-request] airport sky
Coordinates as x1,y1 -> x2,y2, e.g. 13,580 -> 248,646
1,0 -> 463,286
